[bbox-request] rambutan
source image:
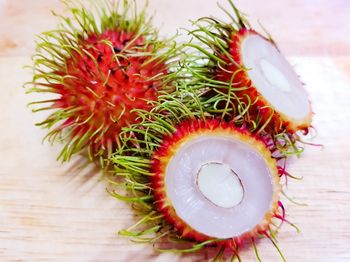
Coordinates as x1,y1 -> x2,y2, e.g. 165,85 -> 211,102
26,0 -> 178,163
152,119 -> 281,247
109,85 -> 295,260
186,0 -> 312,135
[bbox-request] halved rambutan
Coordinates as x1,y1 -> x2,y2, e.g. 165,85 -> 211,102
152,119 -> 281,249
26,0 -> 177,162
110,88 -> 295,259
187,1 -> 312,134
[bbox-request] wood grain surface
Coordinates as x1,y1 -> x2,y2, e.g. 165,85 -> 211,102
1,1 -> 350,261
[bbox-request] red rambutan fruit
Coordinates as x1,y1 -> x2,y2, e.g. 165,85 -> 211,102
26,0 -> 177,163
151,119 -> 282,251
110,88 -> 296,259
187,0 -> 312,135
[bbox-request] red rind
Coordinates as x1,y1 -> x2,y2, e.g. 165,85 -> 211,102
52,29 -> 167,156
151,119 -> 281,248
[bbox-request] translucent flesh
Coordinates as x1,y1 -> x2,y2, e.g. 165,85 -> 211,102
241,34 -> 311,121
165,135 -> 274,239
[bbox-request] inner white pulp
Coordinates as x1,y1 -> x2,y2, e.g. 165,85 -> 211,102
241,34 -> 311,121
197,162 -> 244,208
165,135 -> 274,239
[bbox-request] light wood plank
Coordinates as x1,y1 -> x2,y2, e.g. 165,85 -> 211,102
1,1 -> 350,261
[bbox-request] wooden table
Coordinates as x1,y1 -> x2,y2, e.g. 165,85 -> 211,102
1,1 -> 349,261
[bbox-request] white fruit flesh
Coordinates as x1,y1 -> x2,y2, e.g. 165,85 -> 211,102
165,135 -> 275,238
241,34 -> 311,121
197,162 -> 244,208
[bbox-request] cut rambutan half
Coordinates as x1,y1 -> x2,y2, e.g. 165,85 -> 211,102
110,90 -> 294,258
26,1 -> 177,162
152,119 -> 281,246
187,1 -> 312,134
223,29 -> 312,132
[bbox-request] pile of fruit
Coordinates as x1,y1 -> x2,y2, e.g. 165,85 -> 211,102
26,0 -> 313,260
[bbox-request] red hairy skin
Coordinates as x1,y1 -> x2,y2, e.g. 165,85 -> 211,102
53,30 -> 167,156
151,119 -> 282,250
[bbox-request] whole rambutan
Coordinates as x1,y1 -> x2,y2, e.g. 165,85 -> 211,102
186,0 -> 312,136
26,0 -> 178,163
